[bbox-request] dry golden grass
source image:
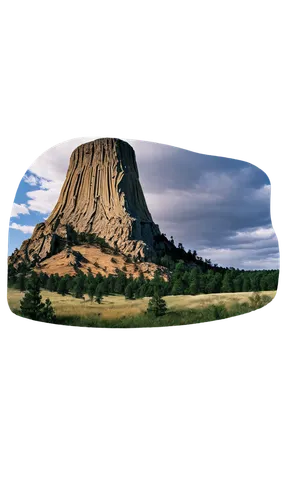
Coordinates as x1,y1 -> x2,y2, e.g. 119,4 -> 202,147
7,289 -> 276,320
36,244 -> 168,281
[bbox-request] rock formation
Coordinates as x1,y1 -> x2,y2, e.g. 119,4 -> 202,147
10,138 -> 165,267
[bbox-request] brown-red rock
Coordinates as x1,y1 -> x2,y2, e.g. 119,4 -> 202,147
10,138 -> 164,266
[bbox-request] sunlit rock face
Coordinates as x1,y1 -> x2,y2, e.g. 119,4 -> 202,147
10,138 -> 163,265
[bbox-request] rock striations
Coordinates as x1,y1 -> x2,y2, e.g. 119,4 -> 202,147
10,139 -> 166,270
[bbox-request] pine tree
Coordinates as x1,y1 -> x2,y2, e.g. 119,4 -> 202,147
147,292 -> 167,317
266,272 -> 278,291
72,274 -> 85,298
250,273 -> 260,292
86,233 -> 96,245
125,283 -> 134,300
95,283 -> 104,303
139,283 -> 148,298
171,279 -> 184,295
233,274 -> 243,293
205,271 -> 216,294
222,271 -> 233,293
152,269 -> 165,296
20,273 -> 44,320
87,283 -> 96,302
42,298 -> 56,323
17,273 -> 26,292
39,272 -> 49,288
53,273 -> 61,291
114,271 -> 127,294
47,275 -> 56,292
189,268 -> 200,295
57,277 -> 68,296
242,274 -> 251,292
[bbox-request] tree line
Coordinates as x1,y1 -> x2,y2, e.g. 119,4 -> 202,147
8,261 -> 279,301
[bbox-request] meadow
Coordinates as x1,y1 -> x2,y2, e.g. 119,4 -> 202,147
7,289 -> 276,328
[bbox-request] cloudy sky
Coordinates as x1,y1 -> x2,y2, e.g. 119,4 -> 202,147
9,138 -> 279,270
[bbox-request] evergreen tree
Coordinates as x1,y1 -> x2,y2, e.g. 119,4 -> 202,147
72,274 -> 85,298
152,269 -> 165,296
20,273 -> 56,322
213,272 -> 222,293
39,272 -> 49,289
139,283 -> 148,298
87,282 -> 96,302
222,271 -> 233,293
125,283 -> 135,300
17,273 -> 26,292
199,273 -> 207,294
147,292 -> 167,317
259,273 -> 269,291
7,275 -> 17,288
47,275 -> 56,292
86,233 -> 96,245
182,271 -> 190,289
53,273 -> 61,290
95,284 -> 103,304
205,270 -> 216,294
250,272 -> 260,292
171,278 -> 184,295
57,277 -> 68,296
233,274 -> 243,293
242,274 -> 251,292
62,274 -> 73,294
100,278 -> 110,295
266,271 -> 278,290
189,268 -> 200,295
95,283 -> 104,303
114,271 -> 127,294
42,298 -> 56,323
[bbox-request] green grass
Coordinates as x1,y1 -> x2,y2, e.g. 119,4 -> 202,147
53,297 -> 273,328
7,288 -> 275,328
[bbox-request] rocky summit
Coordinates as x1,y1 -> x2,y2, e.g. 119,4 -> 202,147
10,138 -> 169,275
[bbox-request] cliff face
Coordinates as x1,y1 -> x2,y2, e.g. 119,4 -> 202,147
10,139 -> 163,266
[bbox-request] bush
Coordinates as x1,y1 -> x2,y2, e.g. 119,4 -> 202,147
248,292 -> 271,310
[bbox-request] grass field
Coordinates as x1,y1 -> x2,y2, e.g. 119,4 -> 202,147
6,289 -> 278,329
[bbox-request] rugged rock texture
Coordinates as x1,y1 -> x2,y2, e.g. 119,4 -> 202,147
9,138 -> 165,268
35,245 -> 169,281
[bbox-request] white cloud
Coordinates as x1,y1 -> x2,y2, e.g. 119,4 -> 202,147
199,247 -> 279,270
25,137 -> 93,215
229,227 -> 275,244
26,180 -> 63,214
11,203 -> 30,218
9,222 -> 35,234
23,174 -> 39,186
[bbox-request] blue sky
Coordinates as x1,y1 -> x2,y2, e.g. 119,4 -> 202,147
8,138 -> 279,270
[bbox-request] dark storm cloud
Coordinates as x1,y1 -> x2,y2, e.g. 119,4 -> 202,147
129,140 -> 279,270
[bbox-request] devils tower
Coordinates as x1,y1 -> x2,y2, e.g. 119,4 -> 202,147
10,139 -> 165,269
